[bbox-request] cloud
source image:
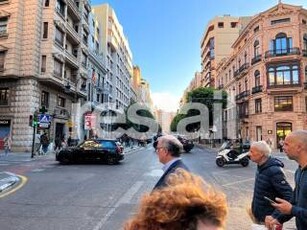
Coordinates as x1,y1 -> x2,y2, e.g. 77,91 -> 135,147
151,92 -> 180,112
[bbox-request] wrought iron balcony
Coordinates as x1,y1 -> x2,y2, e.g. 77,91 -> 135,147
252,85 -> 263,94
251,54 -> 262,65
265,47 -> 300,58
235,90 -> 250,101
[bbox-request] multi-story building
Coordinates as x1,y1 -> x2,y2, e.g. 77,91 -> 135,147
0,0 -> 96,151
216,2 -> 307,148
92,4 -> 133,112
200,15 -> 251,87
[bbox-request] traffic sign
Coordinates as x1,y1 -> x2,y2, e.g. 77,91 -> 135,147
39,114 -> 51,123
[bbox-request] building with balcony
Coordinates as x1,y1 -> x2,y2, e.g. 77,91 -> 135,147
0,0 -> 94,151
200,15 -> 251,88
92,4 -> 133,112
216,2 -> 307,148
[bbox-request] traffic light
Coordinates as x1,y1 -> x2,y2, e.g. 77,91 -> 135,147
29,115 -> 33,127
33,116 -> 38,126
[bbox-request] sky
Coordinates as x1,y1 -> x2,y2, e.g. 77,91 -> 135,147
91,0 -> 307,112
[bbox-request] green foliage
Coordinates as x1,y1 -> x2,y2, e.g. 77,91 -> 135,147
170,87 -> 228,132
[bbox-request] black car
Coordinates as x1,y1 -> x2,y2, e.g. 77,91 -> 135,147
153,134 -> 194,153
56,139 -> 124,164
175,135 -> 194,153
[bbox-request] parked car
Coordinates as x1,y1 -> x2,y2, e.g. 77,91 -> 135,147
55,139 -> 124,164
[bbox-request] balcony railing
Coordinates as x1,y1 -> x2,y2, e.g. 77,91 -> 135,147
235,90 -> 250,101
252,85 -> 263,94
234,63 -> 250,77
251,54 -> 262,65
265,47 -> 300,58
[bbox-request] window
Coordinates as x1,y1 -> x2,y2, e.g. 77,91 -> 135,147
0,88 -> 9,105
44,0 -> 50,7
55,27 -> 64,46
274,96 -> 293,111
254,40 -> 260,57
303,19 -> 307,25
268,64 -> 299,86
305,96 -> 307,112
271,18 -> 290,25
270,33 -> 292,55
255,98 -> 262,113
54,59 -> 63,77
254,26 -> 259,33
303,34 -> 307,51
218,22 -> 224,28
57,96 -> 65,107
41,91 -> 49,107
56,0 -> 65,17
231,22 -> 238,28
254,70 -> 260,87
0,51 -> 5,70
43,22 -> 48,39
0,17 -> 8,36
41,55 -> 46,73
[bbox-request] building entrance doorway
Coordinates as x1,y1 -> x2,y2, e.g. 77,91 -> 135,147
276,122 -> 292,146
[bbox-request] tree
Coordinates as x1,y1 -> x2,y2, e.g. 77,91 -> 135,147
170,87 -> 228,132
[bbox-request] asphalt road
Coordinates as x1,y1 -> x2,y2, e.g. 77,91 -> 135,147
0,146 -> 297,230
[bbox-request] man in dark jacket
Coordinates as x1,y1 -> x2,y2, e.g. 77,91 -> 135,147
266,130 -> 307,230
153,134 -> 189,190
248,141 -> 292,227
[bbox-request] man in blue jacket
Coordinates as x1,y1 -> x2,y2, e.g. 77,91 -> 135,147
153,134 -> 189,190
266,130 -> 307,230
248,141 -> 292,227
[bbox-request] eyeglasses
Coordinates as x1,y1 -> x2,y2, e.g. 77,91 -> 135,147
155,147 -> 165,152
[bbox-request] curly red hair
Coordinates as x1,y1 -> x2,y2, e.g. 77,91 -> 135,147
124,169 -> 228,230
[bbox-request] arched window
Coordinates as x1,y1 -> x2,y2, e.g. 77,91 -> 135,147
305,66 -> 307,81
254,70 -> 260,87
270,33 -> 292,55
254,40 -> 260,57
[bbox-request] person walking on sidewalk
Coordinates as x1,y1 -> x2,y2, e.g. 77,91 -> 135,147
40,132 -> 49,155
248,141 -> 292,229
3,134 -> 11,156
153,134 -> 189,190
266,130 -> 307,230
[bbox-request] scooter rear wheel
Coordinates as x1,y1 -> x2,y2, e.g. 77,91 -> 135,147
240,158 -> 249,167
216,158 -> 225,167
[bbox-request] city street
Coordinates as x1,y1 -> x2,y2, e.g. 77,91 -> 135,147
0,145 -> 297,230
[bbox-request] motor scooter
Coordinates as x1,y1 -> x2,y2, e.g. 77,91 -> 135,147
216,140 -> 250,167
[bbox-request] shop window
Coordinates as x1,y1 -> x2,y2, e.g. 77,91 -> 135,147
274,96 -> 293,112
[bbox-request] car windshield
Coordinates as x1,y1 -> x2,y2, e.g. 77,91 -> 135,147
98,140 -> 116,148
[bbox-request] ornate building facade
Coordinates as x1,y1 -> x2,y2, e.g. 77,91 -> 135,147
216,2 -> 307,147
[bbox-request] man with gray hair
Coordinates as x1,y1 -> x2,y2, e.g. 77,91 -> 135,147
153,134 -> 189,190
248,141 -> 292,228
266,130 -> 307,230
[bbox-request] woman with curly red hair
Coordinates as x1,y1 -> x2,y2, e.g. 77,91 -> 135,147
123,169 -> 228,230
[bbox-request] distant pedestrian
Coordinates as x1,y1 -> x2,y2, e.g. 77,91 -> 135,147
278,138 -> 284,152
248,141 -> 292,229
3,134 -> 11,156
40,132 -> 49,155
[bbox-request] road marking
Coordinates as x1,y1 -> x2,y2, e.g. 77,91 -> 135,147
0,174 -> 28,198
92,181 -> 144,230
222,178 -> 254,187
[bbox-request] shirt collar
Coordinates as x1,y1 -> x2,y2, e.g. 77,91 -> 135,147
162,157 -> 181,172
